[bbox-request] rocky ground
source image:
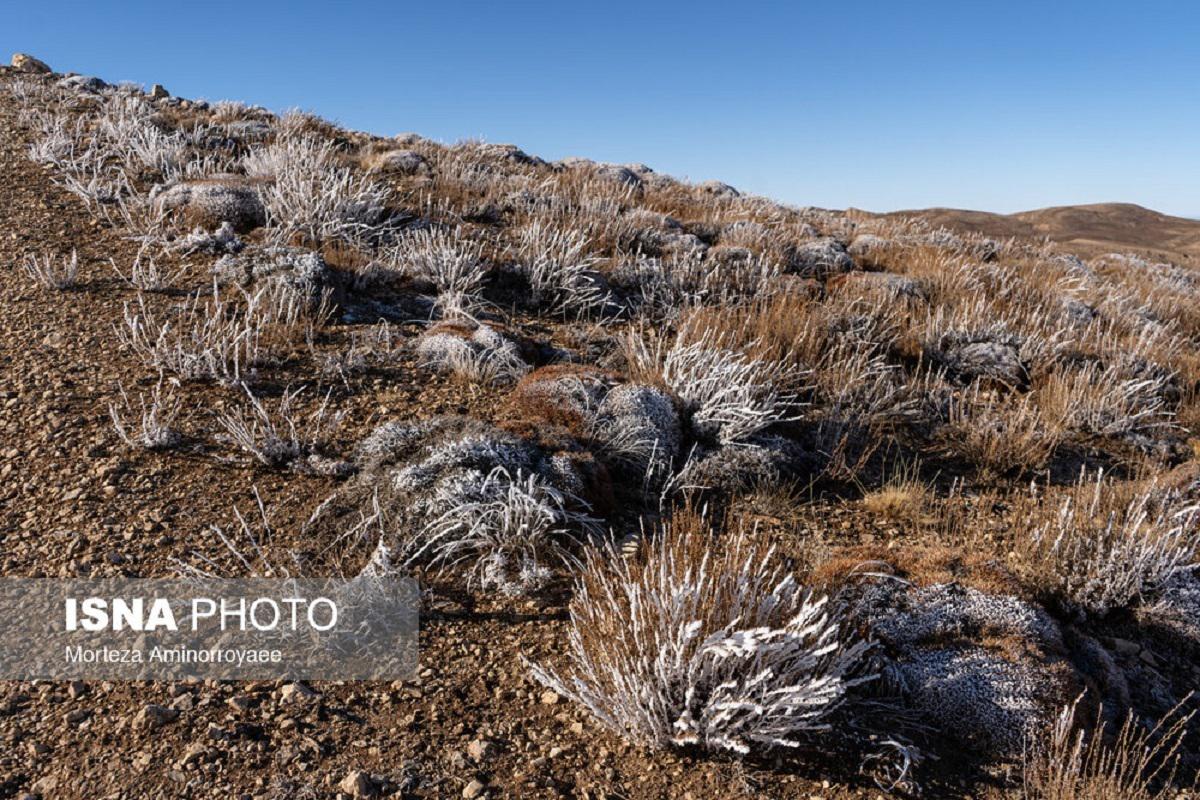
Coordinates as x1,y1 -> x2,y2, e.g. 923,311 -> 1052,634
0,57 -> 1198,800
0,67 -> 894,800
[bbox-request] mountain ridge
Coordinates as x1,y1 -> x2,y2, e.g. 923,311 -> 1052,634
865,201 -> 1200,262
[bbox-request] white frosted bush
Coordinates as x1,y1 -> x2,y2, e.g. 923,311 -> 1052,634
625,327 -> 802,445
528,517 -> 872,754
1019,472 -> 1200,615
242,134 -> 391,245
408,466 -> 600,596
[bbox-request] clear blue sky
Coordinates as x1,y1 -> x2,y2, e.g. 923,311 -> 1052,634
7,1 -> 1200,216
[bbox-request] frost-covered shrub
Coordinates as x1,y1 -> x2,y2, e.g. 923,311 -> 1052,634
856,581 -> 1075,756
170,221 -> 243,256
387,227 -> 487,317
409,466 -> 601,596
242,134 -> 391,245
1015,473 -> 1200,615
625,327 -> 802,445
214,246 -> 335,311
346,418 -> 602,593
787,237 -> 854,276
415,323 -> 529,385
674,434 -> 810,495
510,368 -> 681,483
528,514 -> 873,754
153,177 -> 266,233
22,250 -> 79,290
593,383 -> 681,479
215,385 -> 345,469
116,289 -> 263,384
507,221 -> 615,317
109,379 -> 182,451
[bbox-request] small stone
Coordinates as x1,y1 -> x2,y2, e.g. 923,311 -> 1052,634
135,703 -> 179,729
179,742 -> 206,766
68,681 -> 87,699
149,83 -> 169,99
467,738 -> 494,762
279,682 -> 318,703
539,690 -> 560,706
226,695 -> 254,712
338,770 -> 377,798
462,778 -> 487,799
31,775 -> 58,794
65,708 -> 91,724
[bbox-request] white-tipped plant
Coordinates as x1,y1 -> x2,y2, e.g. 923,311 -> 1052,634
388,227 -> 488,318
408,466 -> 601,596
216,384 -> 345,468
22,250 -> 79,290
174,487 -> 296,580
1016,472 -> 1200,615
109,378 -> 183,451
625,326 -> 803,445
508,221 -> 612,316
109,243 -> 183,291
527,511 -> 874,754
116,287 -> 262,383
415,325 -> 529,386
1023,693 -> 1194,800
242,134 -> 391,245
1037,362 -> 1174,440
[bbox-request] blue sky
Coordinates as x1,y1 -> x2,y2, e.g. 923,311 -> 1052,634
6,1 -> 1199,216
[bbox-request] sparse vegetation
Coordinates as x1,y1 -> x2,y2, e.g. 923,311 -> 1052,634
215,384 -> 345,468
5,61 -> 1200,798
1013,472 -> 1200,615
21,249 -> 78,289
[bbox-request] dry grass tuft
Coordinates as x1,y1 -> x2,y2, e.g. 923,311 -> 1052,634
1023,694 -> 1194,800
1011,471 -> 1200,615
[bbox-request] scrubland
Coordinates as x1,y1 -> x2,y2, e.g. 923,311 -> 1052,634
1,61 -> 1198,799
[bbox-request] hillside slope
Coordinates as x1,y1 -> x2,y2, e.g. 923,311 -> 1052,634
877,202 -> 1200,262
2,56 -> 1199,800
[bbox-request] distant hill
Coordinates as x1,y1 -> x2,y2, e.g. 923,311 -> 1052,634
872,203 -> 1200,263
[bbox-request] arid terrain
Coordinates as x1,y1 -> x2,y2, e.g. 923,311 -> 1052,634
1,54 -> 1198,800
874,203 -> 1200,264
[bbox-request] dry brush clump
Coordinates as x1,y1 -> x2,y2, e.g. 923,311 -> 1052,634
1012,472 -> 1200,616
385,226 -> 488,318
623,323 -> 804,447
108,378 -> 183,451
1023,694 -> 1195,800
21,249 -> 79,290
215,384 -> 345,469
241,133 -> 393,247
116,288 -> 263,384
528,510 -> 874,755
407,466 -> 602,596
415,322 -> 529,386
